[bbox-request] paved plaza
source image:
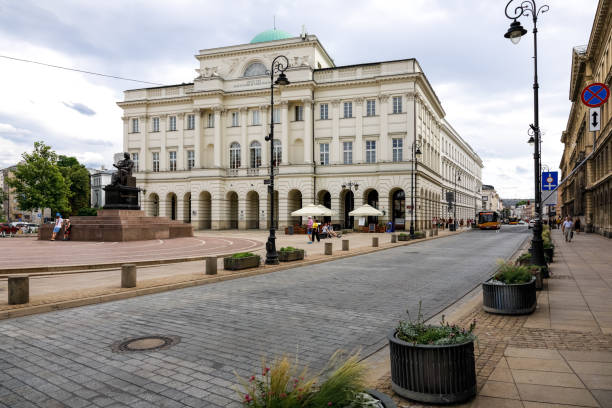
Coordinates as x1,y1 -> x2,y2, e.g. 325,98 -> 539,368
0,226 -> 528,407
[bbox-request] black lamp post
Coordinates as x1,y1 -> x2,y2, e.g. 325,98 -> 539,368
453,169 -> 462,231
504,0 -> 548,269
264,55 -> 290,265
410,140 -> 422,238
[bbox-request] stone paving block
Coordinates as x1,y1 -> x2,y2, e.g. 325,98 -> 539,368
561,350 -> 612,362
569,361 -> 612,376
506,357 -> 572,373
510,369 -> 584,388
592,389 -> 612,408
467,396 -> 524,407
479,380 -> 520,399
516,383 -> 599,407
504,347 -> 562,360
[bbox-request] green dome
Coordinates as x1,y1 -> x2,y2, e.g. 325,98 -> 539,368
250,29 -> 293,44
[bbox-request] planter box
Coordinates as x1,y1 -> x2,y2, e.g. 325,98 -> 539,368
278,249 -> 305,262
388,330 -> 476,404
398,235 -> 410,241
544,247 -> 554,263
223,255 -> 261,271
366,389 -> 397,408
482,277 -> 537,315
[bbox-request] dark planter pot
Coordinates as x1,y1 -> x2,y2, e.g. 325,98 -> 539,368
223,255 -> 261,271
482,277 -> 537,315
398,235 -> 410,241
388,330 -> 476,404
544,247 -> 554,263
366,389 -> 397,408
278,249 -> 305,262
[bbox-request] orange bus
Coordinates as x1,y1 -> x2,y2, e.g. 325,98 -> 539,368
478,211 -> 501,230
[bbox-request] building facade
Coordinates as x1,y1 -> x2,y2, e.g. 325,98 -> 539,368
1,166 -> 49,223
90,169 -> 115,208
118,30 -> 483,230
481,185 -> 502,212
559,0 -> 612,236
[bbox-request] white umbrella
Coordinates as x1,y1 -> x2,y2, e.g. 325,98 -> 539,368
290,204 -> 329,217
316,204 -> 336,216
349,204 -> 383,217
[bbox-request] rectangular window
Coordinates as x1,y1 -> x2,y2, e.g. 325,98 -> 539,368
131,152 -> 139,172
295,105 -> 303,121
366,140 -> 376,163
392,96 -> 402,114
343,102 -> 352,118
366,100 -> 376,116
252,110 -> 260,125
207,113 -> 214,128
187,150 -> 195,170
131,118 -> 139,133
320,143 -> 329,165
152,152 -> 159,172
169,116 -> 177,131
169,151 -> 177,171
187,114 -> 195,130
273,108 -> 280,124
231,112 -> 239,127
320,103 -> 329,120
152,117 -> 160,132
343,141 -> 353,164
392,138 -> 403,162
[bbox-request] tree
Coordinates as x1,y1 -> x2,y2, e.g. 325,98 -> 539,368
57,155 -> 91,215
0,187 -> 7,222
8,141 -> 70,217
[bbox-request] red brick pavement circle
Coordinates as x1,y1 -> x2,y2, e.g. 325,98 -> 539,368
0,236 -> 263,269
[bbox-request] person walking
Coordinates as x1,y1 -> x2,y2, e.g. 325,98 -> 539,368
312,217 -> 320,242
562,216 -> 574,242
51,213 -> 63,241
306,216 -> 314,244
574,217 -> 581,235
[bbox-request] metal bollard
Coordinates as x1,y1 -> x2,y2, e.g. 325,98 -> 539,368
434,228 -> 438,236
391,234 -> 397,243
8,274 -> 29,305
205,256 -> 217,275
342,239 -> 349,251
372,237 -> 379,247
325,242 -> 333,255
121,264 -> 137,288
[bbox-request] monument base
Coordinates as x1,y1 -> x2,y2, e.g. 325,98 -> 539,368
39,210 -> 193,241
103,185 -> 140,210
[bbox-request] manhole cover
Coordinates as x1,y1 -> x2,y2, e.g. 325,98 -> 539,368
111,335 -> 180,353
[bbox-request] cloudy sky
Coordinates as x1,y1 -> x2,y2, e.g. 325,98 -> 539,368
0,0 -> 599,198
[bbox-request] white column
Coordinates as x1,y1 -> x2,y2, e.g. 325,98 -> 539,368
303,98 -> 313,164
379,94 -> 389,162
240,107 -> 248,167
280,101 -> 289,165
331,99 -> 340,164
122,116 -> 129,152
177,113 -> 185,170
354,99 -> 363,163
139,115 -> 148,171
213,107 -> 223,167
260,105 -> 269,167
160,115 -> 168,171
193,108 -> 202,169
238,197 -> 247,230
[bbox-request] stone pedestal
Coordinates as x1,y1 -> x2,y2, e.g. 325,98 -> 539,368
372,237 -> 379,247
391,234 -> 397,243
325,242 -> 333,255
342,239 -> 349,251
103,185 -> 140,210
8,275 -> 29,305
205,257 -> 218,275
121,264 -> 137,288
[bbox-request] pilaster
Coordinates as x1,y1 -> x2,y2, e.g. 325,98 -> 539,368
193,108 -> 202,169
177,113 -> 185,170
303,98 -> 313,164
160,115 -> 168,171
355,98 -> 364,163
281,101 -> 289,164
331,99 -> 341,164
379,94 -> 390,162
240,107 -> 248,168
139,115 -> 148,171
213,106 -> 223,167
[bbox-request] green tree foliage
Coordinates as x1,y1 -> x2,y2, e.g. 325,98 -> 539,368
8,141 -> 71,216
57,155 -> 90,215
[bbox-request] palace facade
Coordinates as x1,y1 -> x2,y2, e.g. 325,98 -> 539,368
118,30 -> 483,230
559,0 -> 612,236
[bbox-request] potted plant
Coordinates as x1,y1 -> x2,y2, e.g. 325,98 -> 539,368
236,351 -> 397,407
483,261 -> 537,315
388,304 -> 477,404
224,252 -> 261,271
398,233 -> 410,241
413,231 -> 426,239
516,252 -> 531,266
542,225 -> 554,263
278,246 -> 305,262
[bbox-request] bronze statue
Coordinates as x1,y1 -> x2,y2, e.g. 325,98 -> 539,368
111,152 -> 134,186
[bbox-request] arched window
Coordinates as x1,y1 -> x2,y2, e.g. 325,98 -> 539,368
272,140 -> 282,167
230,142 -> 241,169
250,141 -> 261,168
243,62 -> 267,77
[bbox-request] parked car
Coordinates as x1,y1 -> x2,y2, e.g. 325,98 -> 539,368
1,223 -> 19,236
528,219 -> 535,229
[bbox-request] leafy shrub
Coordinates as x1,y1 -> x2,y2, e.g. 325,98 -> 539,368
280,246 -> 298,252
396,302 -> 476,345
236,351 -> 368,407
414,231 -> 426,239
398,233 -> 408,237
516,252 -> 532,265
77,207 -> 98,216
494,261 -> 533,284
231,252 -> 257,259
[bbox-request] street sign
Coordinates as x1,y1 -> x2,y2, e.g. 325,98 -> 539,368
263,179 -> 271,185
581,83 -> 610,107
541,171 -> 558,191
590,107 -> 601,131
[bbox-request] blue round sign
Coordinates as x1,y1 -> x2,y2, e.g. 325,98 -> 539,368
581,83 -> 610,107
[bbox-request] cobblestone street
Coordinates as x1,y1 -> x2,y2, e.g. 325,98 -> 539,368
0,227 -> 528,407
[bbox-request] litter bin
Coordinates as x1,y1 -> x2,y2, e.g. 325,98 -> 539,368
386,222 -> 394,233
287,225 -> 294,235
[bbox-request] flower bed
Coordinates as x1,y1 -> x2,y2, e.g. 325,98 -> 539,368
277,247 -> 305,262
223,252 -> 261,271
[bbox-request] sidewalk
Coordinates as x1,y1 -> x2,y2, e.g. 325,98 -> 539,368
369,229 -> 612,407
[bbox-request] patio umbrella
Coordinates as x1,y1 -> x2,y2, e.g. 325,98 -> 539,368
290,204 -> 330,217
316,204 -> 336,216
348,204 -> 383,217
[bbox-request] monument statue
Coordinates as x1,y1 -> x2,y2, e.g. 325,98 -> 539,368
103,152 -> 140,210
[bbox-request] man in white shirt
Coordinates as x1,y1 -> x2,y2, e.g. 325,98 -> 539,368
562,216 -> 573,242
51,213 -> 63,241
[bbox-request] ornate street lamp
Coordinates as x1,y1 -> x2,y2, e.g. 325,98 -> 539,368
264,55 -> 290,265
410,140 -> 422,238
452,169 -> 462,231
504,0 -> 549,269
341,182 -> 359,191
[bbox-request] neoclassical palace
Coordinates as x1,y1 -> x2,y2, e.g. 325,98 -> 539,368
118,29 -> 483,230
559,0 -> 611,236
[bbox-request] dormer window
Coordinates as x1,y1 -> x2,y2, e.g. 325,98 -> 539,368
243,62 -> 267,77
